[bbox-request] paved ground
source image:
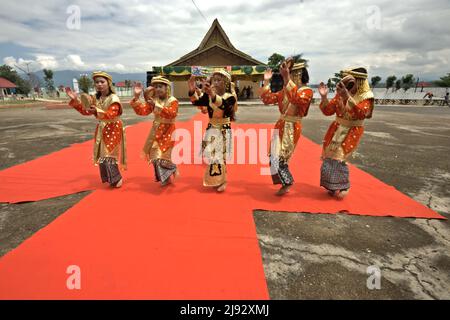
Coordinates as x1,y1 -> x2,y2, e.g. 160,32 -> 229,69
0,101 -> 449,299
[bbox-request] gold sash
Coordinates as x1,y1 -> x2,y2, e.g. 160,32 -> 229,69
336,117 -> 364,127
209,117 -> 231,126
154,116 -> 175,124
280,115 -> 303,123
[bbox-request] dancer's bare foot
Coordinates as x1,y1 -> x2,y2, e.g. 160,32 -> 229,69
327,190 -> 336,197
114,179 -> 123,188
217,182 -> 227,193
276,185 -> 291,196
336,189 -> 349,199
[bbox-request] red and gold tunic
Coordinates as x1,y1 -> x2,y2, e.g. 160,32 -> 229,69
320,94 -> 374,161
70,94 -> 127,168
130,96 -> 178,162
261,80 -> 313,161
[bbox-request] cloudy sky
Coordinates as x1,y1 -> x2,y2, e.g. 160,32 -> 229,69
0,0 -> 449,83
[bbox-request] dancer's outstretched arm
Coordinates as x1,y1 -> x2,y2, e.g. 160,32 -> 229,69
130,82 -> 153,116
66,87 -> 95,116
318,82 -> 337,116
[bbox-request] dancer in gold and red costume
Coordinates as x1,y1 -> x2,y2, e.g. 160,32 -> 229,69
318,67 -> 375,199
131,76 -> 179,186
260,59 -> 313,195
65,71 -> 126,188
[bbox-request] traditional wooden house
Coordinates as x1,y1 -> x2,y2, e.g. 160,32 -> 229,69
149,19 -> 267,99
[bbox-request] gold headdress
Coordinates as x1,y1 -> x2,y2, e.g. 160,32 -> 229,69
341,67 -> 374,101
151,76 -> 171,86
210,69 -> 232,93
291,62 -> 306,72
211,69 -> 232,82
92,71 -> 116,94
288,61 -> 307,84
150,76 -> 172,96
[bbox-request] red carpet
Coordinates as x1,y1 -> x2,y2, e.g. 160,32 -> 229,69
0,113 -> 444,299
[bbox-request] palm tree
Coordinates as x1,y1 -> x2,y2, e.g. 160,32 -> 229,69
291,53 -> 308,66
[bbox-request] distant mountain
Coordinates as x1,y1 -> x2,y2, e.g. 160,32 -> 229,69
34,70 -> 147,87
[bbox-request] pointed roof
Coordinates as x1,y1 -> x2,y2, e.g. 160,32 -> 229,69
198,18 -> 236,51
167,19 -> 264,66
0,77 -> 17,88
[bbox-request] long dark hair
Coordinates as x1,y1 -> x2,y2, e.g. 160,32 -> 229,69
301,68 -> 310,85
226,79 -> 237,122
96,89 -> 112,100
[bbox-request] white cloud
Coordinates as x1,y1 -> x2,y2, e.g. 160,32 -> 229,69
65,54 -> 85,68
3,56 -> 35,70
35,55 -> 59,69
3,56 -> 18,67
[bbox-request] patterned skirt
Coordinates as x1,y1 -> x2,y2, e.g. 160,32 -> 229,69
202,123 -> 232,187
152,159 -> 177,185
99,157 -> 122,186
268,120 -> 298,187
269,157 -> 294,187
320,158 -> 350,191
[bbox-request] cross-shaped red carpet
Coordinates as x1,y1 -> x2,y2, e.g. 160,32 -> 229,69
0,113 -> 443,299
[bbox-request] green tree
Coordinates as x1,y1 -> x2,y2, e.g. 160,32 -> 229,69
327,78 -> 335,92
371,76 -> 382,88
267,53 -> 308,72
43,69 -> 55,96
78,75 -> 93,94
386,75 -> 396,92
0,64 -> 31,94
434,73 -> 450,87
331,72 -> 343,88
395,79 -> 402,91
267,53 -> 285,71
401,74 -> 415,92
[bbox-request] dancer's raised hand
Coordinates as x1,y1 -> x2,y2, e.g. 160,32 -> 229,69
65,87 -> 78,101
144,86 -> 155,101
318,82 -> 329,98
280,64 -> 290,84
188,75 -> 197,92
203,81 -> 212,96
264,68 -> 273,82
133,82 -> 143,98
336,81 -> 350,100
